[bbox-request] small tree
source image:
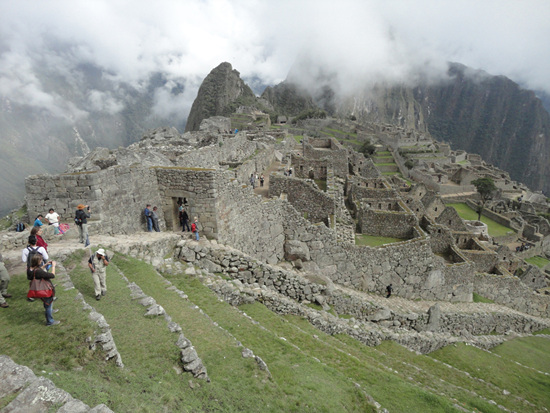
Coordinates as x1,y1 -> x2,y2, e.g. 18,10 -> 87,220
471,177 -> 497,220
359,140 -> 376,157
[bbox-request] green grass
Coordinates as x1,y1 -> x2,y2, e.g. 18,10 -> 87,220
525,256 -> 550,269
447,203 -> 515,237
2,251 -> 550,412
430,343 -> 550,410
355,234 -> 405,247
473,292 -> 494,303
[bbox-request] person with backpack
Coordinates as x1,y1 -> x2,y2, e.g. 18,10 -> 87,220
88,248 -> 109,301
21,235 -> 49,268
75,204 -> 91,244
27,254 -> 59,326
191,217 -> 200,241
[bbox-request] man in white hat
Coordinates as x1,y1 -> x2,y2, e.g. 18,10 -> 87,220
88,248 -> 109,300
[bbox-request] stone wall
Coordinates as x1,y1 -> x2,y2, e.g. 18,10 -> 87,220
302,138 -> 348,178
154,167 -> 218,237
474,273 -> 550,318
269,175 -> 335,225
26,166 -> 164,235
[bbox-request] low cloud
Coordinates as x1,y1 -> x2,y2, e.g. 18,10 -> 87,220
0,0 -> 549,122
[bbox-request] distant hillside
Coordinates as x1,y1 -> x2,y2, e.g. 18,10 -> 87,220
414,63 -> 550,195
262,63 -> 550,195
0,66 -> 187,216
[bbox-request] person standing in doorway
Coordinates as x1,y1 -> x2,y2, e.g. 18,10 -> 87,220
181,208 -> 190,232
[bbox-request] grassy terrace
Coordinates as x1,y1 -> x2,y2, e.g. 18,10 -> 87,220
355,234 -> 405,247
447,203 -> 515,238
525,255 -> 550,269
1,252 -> 550,412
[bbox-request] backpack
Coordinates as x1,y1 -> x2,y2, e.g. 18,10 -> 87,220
191,223 -> 197,233
16,222 -> 25,232
26,246 -> 42,269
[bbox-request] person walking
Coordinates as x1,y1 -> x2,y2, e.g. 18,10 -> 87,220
27,254 -> 59,326
0,253 -> 11,308
386,284 -> 393,298
181,208 -> 190,232
75,204 -> 91,244
191,217 -> 200,241
151,206 -> 161,232
88,248 -> 109,301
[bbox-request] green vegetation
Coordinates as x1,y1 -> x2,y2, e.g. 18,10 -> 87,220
0,204 -> 27,231
291,108 -> 327,123
2,252 -> 550,412
525,256 -> 550,268
471,177 -> 497,220
447,203 -> 515,237
473,293 -> 494,303
355,234 -> 405,247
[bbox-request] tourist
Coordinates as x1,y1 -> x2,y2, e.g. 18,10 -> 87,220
45,208 -> 61,235
250,174 -> 255,189
181,207 -> 190,232
152,206 -> 161,232
386,284 -> 393,298
75,204 -> 91,244
0,253 -> 11,308
30,226 -> 48,252
144,204 -> 153,232
22,235 -> 49,267
88,248 -> 109,301
34,214 -> 44,227
27,254 -> 59,326
260,174 -> 265,187
191,217 -> 200,241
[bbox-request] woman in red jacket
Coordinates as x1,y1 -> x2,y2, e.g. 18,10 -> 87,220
30,226 -> 48,251
27,254 -> 58,326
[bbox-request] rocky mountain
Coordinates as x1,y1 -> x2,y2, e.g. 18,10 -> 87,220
184,62 -> 258,132
261,63 -> 550,195
414,63 -> 550,195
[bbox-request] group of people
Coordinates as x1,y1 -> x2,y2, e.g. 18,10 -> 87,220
249,173 -> 265,189
178,205 -> 200,241
144,205 -> 161,232
33,208 -> 62,235
6,232 -> 110,325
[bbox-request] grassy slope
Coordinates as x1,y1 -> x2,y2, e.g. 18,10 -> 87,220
447,203 -> 515,237
1,252 -> 549,412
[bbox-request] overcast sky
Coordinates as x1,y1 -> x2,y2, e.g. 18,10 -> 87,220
1,0 -> 549,122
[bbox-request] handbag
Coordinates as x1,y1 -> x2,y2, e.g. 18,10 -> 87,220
27,269 -> 54,298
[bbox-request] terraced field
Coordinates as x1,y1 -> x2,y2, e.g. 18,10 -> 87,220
1,244 -> 549,412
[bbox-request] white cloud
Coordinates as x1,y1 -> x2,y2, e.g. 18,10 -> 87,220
0,0 -> 549,121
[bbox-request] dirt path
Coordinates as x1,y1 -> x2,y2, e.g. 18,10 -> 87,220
253,161 -> 284,198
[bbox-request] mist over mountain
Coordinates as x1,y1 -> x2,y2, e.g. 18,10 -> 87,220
0,61 -> 189,216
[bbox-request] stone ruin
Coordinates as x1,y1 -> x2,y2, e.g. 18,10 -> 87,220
22,117 -> 550,320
